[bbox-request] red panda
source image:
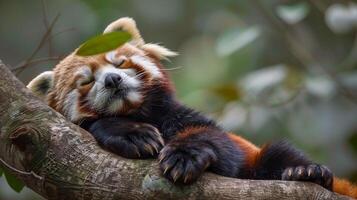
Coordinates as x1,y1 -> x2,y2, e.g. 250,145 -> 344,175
27,17 -> 357,198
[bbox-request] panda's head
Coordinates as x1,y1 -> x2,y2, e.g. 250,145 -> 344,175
27,17 -> 177,123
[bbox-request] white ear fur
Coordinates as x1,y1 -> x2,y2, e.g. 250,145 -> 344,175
103,17 -> 144,46
141,43 -> 178,60
27,71 -> 54,100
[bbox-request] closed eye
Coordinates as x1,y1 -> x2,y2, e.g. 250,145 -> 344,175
114,57 -> 132,69
115,59 -> 125,68
78,76 -> 94,86
74,66 -> 94,87
105,52 -> 129,68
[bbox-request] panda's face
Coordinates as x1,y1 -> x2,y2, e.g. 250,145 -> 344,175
27,17 -> 177,123
59,44 -> 165,122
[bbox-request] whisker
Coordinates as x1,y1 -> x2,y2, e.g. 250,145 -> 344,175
160,66 -> 183,71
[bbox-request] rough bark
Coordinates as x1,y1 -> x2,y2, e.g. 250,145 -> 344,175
0,60 -> 350,200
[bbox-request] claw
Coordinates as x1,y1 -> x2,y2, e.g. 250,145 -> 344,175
184,175 -> 189,184
144,144 -> 154,155
158,137 -> 165,146
307,169 -> 312,177
134,147 -> 141,158
288,168 -> 293,177
152,127 -> 160,135
163,166 -> 170,175
184,172 -> 192,184
173,171 -> 180,182
152,144 -> 159,153
158,155 -> 165,163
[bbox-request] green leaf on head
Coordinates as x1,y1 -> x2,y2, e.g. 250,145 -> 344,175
76,31 -> 132,56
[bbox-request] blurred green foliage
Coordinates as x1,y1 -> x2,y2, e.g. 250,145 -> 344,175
0,0 -> 357,199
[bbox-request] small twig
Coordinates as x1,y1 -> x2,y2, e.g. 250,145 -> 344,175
12,56 -> 62,72
15,13 -> 60,75
41,0 -> 53,57
50,27 -> 76,39
12,26 -> 72,72
0,157 -> 43,180
160,66 -> 183,71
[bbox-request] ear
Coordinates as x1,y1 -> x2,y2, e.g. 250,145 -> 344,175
141,43 -> 178,60
104,17 -> 178,60
103,17 -> 145,46
27,71 -> 54,100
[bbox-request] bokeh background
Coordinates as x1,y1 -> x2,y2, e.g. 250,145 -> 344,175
1,0 -> 357,199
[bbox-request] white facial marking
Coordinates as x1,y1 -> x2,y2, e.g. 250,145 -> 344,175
130,55 -> 162,78
107,99 -> 123,114
87,64 -> 142,112
89,83 -> 111,110
75,66 -> 93,86
75,66 -> 92,77
95,65 -> 140,88
126,91 -> 142,103
121,68 -> 136,77
64,90 -> 88,122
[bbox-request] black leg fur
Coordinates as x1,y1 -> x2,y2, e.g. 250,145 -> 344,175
249,141 -> 333,190
159,128 -> 244,184
82,117 -> 165,159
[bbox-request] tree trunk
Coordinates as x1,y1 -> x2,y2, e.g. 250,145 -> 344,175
0,60 -> 350,200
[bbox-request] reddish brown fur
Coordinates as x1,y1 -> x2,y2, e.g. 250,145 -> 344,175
178,126 -> 211,139
45,43 -> 170,120
228,133 -> 357,198
333,178 -> 357,198
228,133 -> 261,168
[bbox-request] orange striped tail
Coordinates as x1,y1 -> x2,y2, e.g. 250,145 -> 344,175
333,177 -> 357,199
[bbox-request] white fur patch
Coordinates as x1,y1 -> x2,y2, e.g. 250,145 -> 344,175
64,90 -> 80,122
126,91 -> 142,103
121,68 -> 136,77
88,65 -> 142,112
107,99 -> 123,114
27,71 -> 54,99
95,65 -> 141,88
75,66 -> 93,87
141,43 -> 178,60
89,84 -> 111,110
130,55 -> 162,78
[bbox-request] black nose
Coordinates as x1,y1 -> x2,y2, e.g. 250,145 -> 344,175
104,73 -> 122,89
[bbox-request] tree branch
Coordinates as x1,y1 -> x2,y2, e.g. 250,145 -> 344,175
0,60 -> 349,200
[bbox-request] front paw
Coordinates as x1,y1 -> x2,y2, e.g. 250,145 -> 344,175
102,123 -> 164,159
159,141 -> 217,184
282,164 -> 333,190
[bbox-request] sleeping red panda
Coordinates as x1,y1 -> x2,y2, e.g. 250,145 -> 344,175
27,17 -> 357,198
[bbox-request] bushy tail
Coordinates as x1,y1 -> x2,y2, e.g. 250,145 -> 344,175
333,177 -> 357,199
